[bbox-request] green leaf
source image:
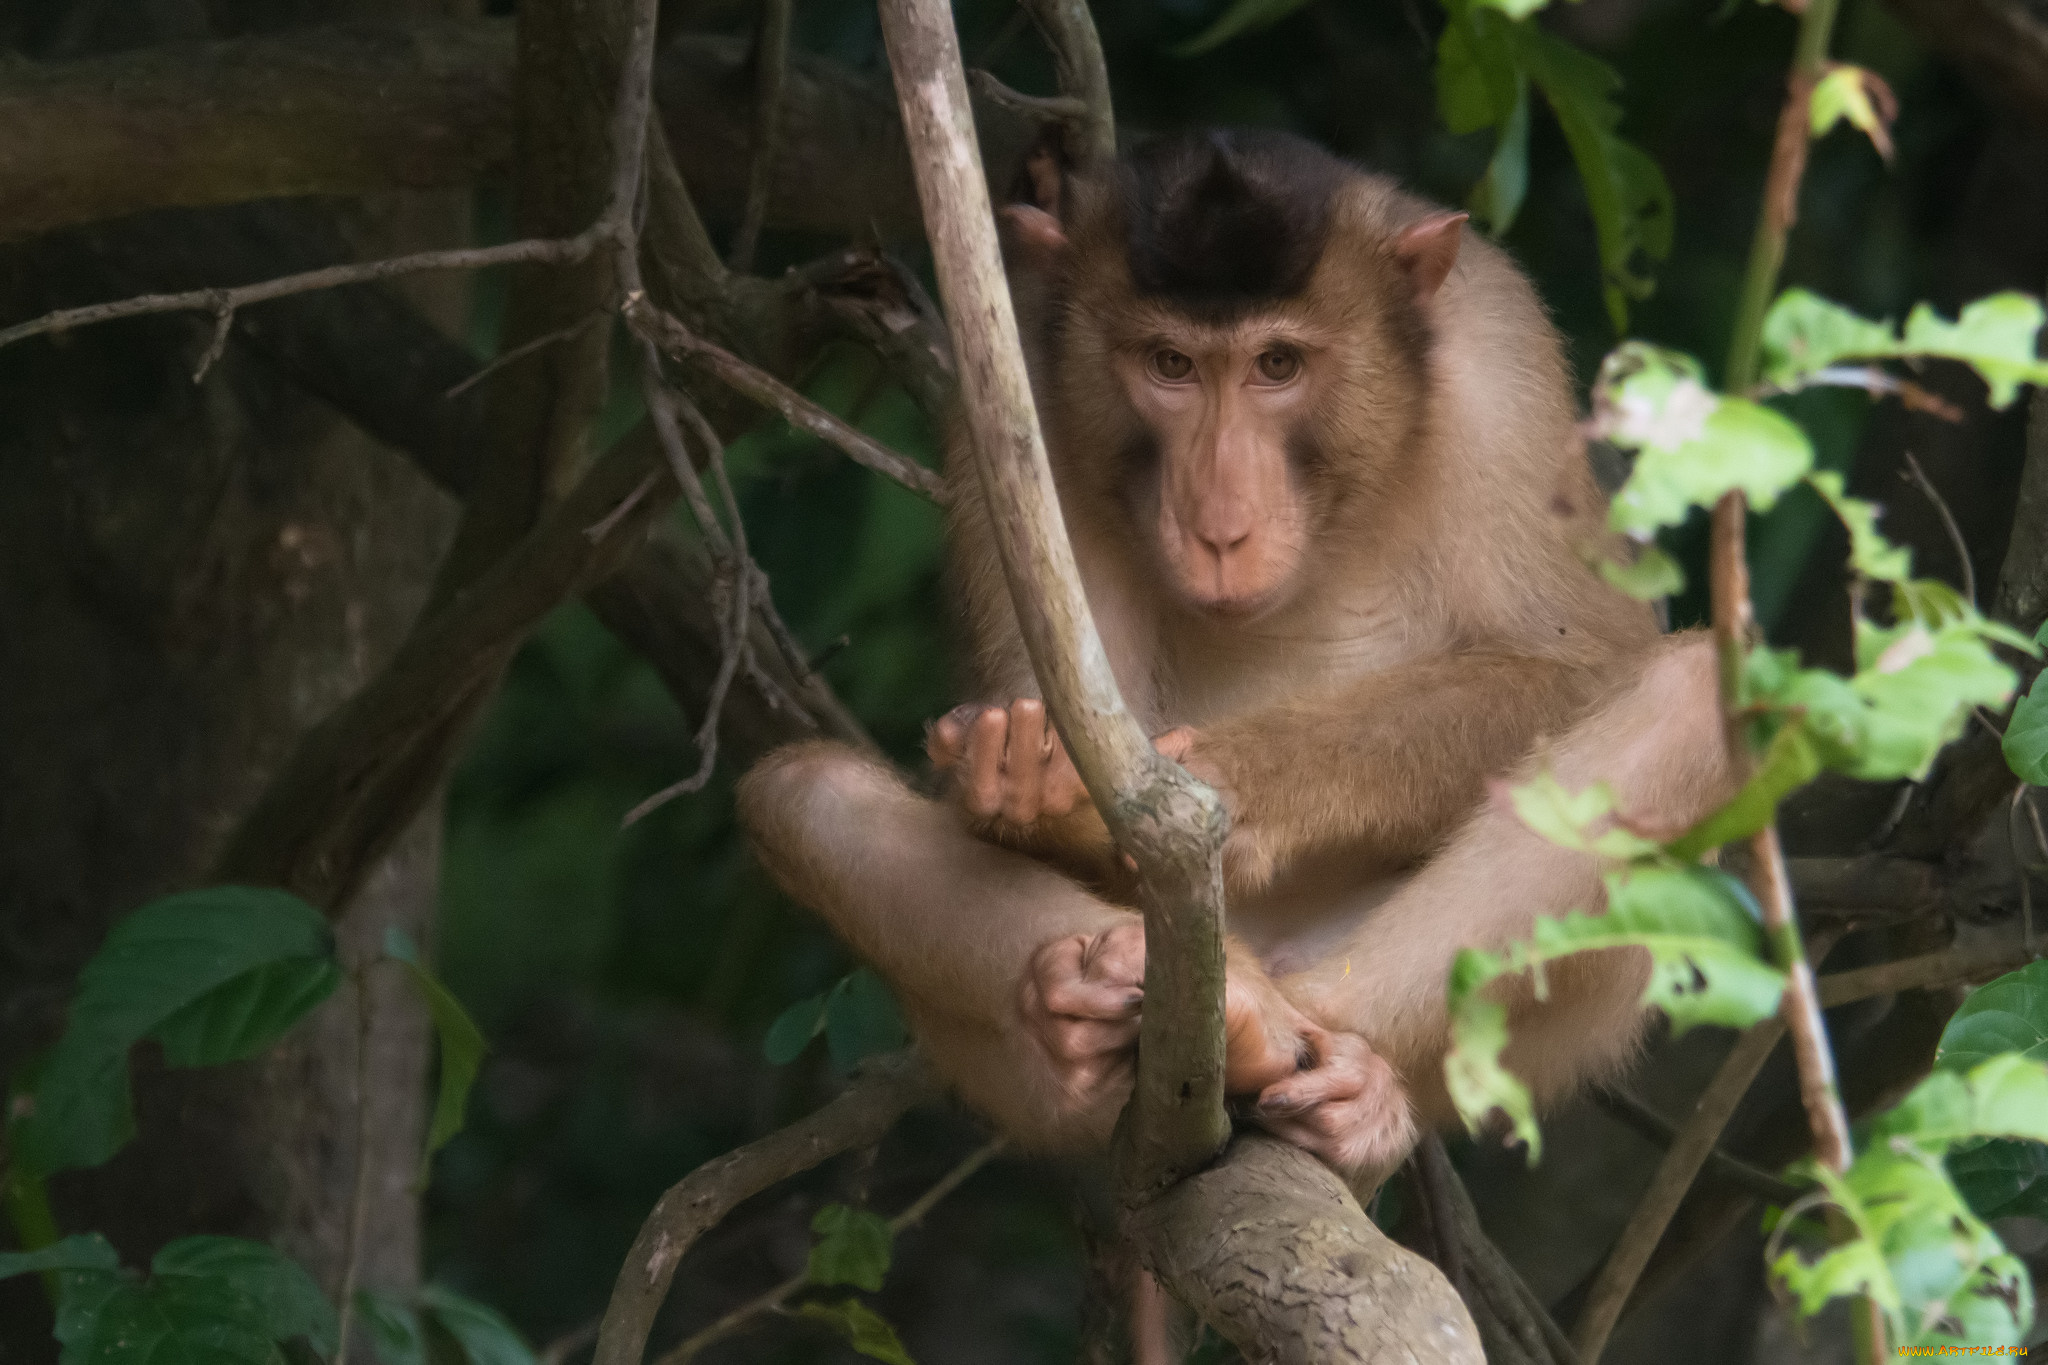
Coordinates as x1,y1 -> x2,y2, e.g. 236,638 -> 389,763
807,1204 -> 895,1292
1867,1054 -> 2048,1151
765,991 -> 830,1065
1806,471 -> 1913,584
1595,344 -> 1814,539
7,887 -> 340,1178
384,928 -> 487,1160
1809,65 -> 1893,157
47,1236 -> 338,1365
1503,771 -> 1662,860
1948,1138 -> 2048,1222
1170,0 -> 1314,56
1847,621 -> 2017,780
1597,542 -> 1685,600
1668,722 -> 1822,860
1760,289 -> 2048,409
1443,865 -> 1784,1156
824,970 -> 909,1070
2004,670 -> 2048,784
1436,7 -> 1530,234
418,1285 -> 537,1365
795,1298 -> 917,1365
0,1234 -> 119,1280
357,1289 -> 428,1365
1472,0 -> 1561,15
1938,959 -> 2048,1073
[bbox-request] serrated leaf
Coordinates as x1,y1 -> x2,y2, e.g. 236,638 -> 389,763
765,991 -> 830,1065
1170,0 -> 1314,56
0,1234 -> 119,1280
7,887 -> 340,1178
824,970 -> 909,1070
1761,289 -> 2048,409
46,1236 -> 338,1365
1848,621 -> 2017,780
1938,960 -> 2048,1072
418,1284 -> 537,1365
1443,866 -> 1784,1155
1504,771 -> 1663,860
1595,344 -> 1814,539
808,1203 -> 895,1291
1669,721 -> 1822,860
1869,1054 -> 2048,1150
2004,672 -> 2048,784
795,1298 -> 917,1365
1806,471 -> 1914,584
384,928 -> 487,1161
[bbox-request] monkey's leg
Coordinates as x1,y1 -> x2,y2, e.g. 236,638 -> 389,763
737,741 -> 1144,1152
1278,634 -> 1736,1132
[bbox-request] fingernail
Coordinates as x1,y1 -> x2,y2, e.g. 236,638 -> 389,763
1258,1093 -> 1297,1115
1123,990 -> 1144,1007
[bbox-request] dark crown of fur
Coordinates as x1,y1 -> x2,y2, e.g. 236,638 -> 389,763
1116,130 -> 1348,313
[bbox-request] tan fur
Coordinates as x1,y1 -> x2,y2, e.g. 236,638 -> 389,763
738,155 -> 1737,1171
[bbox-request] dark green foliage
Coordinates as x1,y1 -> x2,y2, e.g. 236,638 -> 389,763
808,1204 -> 896,1292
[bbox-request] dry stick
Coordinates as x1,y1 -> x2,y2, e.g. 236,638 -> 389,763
591,1054 -> 939,1365
875,0 -> 1229,1192
967,68 -> 1091,125
1570,1019 -> 1787,1362
446,312 -> 610,399
1707,0 -> 1856,1223
1591,1089 -> 1802,1205
626,296 -> 947,502
1901,450 -> 1978,606
658,1139 -> 1008,1364
728,0 -> 793,274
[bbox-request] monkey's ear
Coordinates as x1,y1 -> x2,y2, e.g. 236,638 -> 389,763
999,204 -> 1070,275
1394,212 -> 1469,304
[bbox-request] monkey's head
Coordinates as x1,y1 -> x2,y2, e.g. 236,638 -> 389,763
1001,131 -> 1465,620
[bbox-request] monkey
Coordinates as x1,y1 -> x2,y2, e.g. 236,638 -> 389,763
737,129 -> 1737,1186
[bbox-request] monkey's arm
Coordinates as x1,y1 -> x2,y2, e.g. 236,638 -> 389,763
1180,650 -> 1609,890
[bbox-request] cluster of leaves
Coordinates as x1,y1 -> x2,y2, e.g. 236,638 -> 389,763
795,1203 -> 915,1364
1443,283 -> 2048,1346
0,889 -> 513,1364
763,967 -> 909,1069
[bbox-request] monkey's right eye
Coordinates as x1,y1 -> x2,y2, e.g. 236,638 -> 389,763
1149,349 -> 1195,382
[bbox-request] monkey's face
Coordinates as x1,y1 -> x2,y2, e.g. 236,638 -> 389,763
1109,315 -> 1327,618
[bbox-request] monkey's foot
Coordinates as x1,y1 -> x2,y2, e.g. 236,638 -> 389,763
1251,1031 -> 1418,1181
1020,922 -> 1145,1111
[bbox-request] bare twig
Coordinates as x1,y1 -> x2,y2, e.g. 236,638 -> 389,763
1901,451 -> 1978,606
625,296 -> 947,502
446,312 -> 610,399
1591,1089 -> 1803,1205
968,68 -> 1091,125
1015,0 -> 1117,167
1571,1020 -> 1786,1362
1816,939 -> 2042,1005
729,0 -> 794,274
591,1054 -> 939,1365
658,1138 -> 1008,1364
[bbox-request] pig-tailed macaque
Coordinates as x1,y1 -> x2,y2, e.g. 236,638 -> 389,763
738,130 -> 1736,1183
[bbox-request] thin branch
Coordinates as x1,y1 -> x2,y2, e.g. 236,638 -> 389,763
539,1317 -> 601,1365
445,312 -> 610,399
1901,451 -> 1977,607
1015,0 -> 1117,167
1590,1089 -> 1803,1205
729,0 -> 794,274
1709,0 -> 1857,1195
1428,1145 -> 1579,1365
590,1054 -> 939,1365
625,296 -> 947,502
658,1138 -> 1008,1364
1413,1134 -> 1466,1299
967,68 -> 1091,125
1570,1020 -> 1786,1363
1816,939 -> 2042,1006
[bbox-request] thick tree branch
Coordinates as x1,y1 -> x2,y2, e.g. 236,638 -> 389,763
1016,0 -> 1117,167
0,24 -> 1037,248
877,0 -> 1228,1194
590,1054 -> 939,1365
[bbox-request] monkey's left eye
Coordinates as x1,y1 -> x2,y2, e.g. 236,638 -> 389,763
1254,349 -> 1300,384
1149,349 -> 1195,382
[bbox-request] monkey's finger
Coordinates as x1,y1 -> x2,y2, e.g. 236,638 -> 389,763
1078,922 -> 1147,989
1041,736 -> 1086,818
963,706 -> 1010,817
1003,699 -> 1049,824
928,703 -> 991,769
1043,1014 -> 1141,1062
1041,975 -> 1144,1022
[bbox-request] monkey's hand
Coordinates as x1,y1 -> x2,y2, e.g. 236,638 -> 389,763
1020,922 -> 1145,1113
929,700 -> 1117,874
1224,957 -> 1419,1182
